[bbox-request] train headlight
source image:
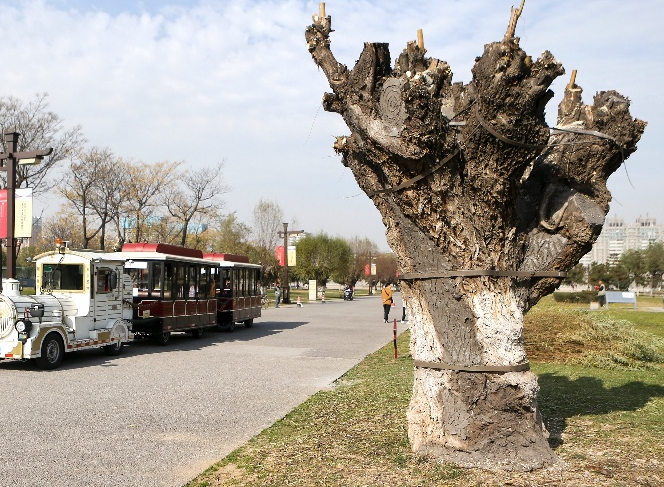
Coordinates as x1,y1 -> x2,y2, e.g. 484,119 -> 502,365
15,319 -> 33,338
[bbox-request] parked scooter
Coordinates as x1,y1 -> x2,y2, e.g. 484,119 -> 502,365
343,286 -> 354,301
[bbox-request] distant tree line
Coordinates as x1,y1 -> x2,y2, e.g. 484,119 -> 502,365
564,242 -> 664,292
290,234 -> 397,291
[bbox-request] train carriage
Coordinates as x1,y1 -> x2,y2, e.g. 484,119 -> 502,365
203,253 -> 262,331
120,242 -> 217,344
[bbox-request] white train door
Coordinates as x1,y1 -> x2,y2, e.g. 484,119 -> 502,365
93,264 -> 123,325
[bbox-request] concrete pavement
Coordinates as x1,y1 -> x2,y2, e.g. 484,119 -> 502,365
0,293 -> 409,487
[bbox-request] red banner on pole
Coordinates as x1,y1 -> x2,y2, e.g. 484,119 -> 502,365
0,189 -> 7,239
276,246 -> 285,266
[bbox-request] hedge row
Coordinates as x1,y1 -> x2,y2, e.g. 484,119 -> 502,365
552,290 -> 598,303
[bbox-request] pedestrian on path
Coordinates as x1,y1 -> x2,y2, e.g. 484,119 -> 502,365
275,283 -> 281,308
381,283 -> 393,323
597,280 -> 606,308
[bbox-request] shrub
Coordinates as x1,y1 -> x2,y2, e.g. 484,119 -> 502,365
552,290 -> 597,303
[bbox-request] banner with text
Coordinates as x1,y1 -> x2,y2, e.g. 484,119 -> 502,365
276,246 -> 297,266
15,188 -> 33,238
0,189 -> 34,239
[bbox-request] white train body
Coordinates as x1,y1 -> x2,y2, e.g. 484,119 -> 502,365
0,249 -> 134,369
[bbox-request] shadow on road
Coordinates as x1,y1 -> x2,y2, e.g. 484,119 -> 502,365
0,319 -> 308,372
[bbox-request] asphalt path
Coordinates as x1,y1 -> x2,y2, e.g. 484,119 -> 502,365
0,293 -> 408,487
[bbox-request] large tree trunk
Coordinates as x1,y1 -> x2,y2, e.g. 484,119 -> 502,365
306,4 -> 646,471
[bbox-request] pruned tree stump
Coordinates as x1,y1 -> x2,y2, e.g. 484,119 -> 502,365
306,3 -> 646,471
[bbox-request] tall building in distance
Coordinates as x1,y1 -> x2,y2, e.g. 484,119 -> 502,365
580,216 -> 664,265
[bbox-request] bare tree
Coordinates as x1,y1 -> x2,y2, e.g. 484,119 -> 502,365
347,236 -> 379,287
41,210 -> 88,249
165,161 -> 229,246
210,212 -> 253,254
60,147 -> 120,249
88,157 -> 128,250
374,252 -> 397,286
121,160 -> 181,242
0,93 -> 84,193
306,4 -> 645,470
251,199 -> 284,251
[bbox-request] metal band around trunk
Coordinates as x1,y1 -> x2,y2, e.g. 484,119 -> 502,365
365,150 -> 460,197
414,360 -> 530,373
400,270 -> 566,280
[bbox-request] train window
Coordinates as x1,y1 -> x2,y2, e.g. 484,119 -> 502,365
199,266 -> 211,298
221,270 -> 231,297
175,264 -> 186,298
221,269 -> 232,297
247,268 -> 254,297
96,268 -> 114,294
209,267 -> 217,296
252,269 -> 259,295
240,268 -> 247,297
127,267 -> 149,296
43,264 -> 84,291
164,263 -> 173,298
151,262 -> 164,298
187,265 -> 199,298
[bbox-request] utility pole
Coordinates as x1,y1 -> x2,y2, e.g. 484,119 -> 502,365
278,223 -> 304,304
0,131 -> 52,293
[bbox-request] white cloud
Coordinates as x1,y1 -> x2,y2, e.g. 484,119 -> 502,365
0,0 -> 661,250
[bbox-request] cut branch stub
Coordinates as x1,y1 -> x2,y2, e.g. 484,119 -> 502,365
504,0 -> 526,41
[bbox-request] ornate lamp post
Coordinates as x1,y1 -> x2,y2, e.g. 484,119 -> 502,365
0,131 -> 52,292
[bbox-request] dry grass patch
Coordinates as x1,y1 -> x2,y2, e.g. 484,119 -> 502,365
524,299 -> 664,369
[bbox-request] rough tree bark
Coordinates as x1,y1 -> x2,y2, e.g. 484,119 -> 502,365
306,3 -> 646,471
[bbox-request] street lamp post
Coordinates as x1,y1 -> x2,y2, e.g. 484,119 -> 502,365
278,223 -> 304,304
0,131 -> 52,293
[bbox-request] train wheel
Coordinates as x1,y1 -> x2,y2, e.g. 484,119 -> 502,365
35,333 -> 65,370
191,328 -> 205,339
152,331 -> 171,346
103,340 -> 124,356
217,321 -> 235,332
244,319 -> 254,328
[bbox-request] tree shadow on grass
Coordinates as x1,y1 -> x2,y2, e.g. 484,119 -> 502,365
536,372 -> 664,448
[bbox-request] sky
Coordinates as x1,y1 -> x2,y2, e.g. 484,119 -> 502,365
0,0 -> 661,251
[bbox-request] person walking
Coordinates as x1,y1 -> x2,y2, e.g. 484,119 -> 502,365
597,280 -> 606,308
274,283 -> 281,308
381,283 -> 393,323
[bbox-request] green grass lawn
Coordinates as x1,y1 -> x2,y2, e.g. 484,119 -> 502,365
185,295 -> 664,487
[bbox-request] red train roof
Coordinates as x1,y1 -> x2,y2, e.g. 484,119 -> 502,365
122,242 -> 204,259
203,253 -> 250,263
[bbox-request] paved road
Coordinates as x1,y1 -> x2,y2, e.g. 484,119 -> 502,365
0,294 -> 408,487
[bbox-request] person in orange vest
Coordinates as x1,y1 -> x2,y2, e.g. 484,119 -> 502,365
381,283 -> 393,323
